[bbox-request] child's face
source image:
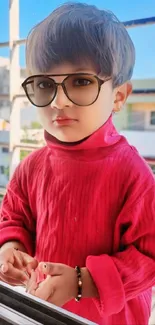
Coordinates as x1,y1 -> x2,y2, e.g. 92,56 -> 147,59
37,62 -> 131,142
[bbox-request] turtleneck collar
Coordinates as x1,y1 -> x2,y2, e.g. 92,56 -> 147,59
44,115 -> 122,160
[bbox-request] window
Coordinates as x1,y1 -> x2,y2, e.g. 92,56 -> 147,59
0,166 -> 5,174
150,164 -> 155,174
150,111 -> 155,125
2,147 -> 9,153
145,110 -> 155,129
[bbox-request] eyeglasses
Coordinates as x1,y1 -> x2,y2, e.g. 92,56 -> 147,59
21,73 -> 111,107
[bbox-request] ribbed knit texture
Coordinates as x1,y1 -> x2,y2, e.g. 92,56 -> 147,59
1,116 -> 155,325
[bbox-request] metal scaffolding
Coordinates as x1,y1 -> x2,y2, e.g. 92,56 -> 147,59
0,0 -> 155,179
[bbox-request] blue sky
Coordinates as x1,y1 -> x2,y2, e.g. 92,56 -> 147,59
0,0 -> 155,79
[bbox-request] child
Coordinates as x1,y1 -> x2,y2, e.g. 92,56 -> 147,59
0,2 -> 155,325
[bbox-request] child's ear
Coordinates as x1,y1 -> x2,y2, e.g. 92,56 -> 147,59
113,82 -> 132,112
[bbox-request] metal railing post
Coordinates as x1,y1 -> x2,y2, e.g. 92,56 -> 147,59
9,0 -> 21,177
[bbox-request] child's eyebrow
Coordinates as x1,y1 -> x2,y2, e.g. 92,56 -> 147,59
74,66 -> 93,71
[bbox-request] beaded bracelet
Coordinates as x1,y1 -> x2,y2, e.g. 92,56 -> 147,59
75,266 -> 82,302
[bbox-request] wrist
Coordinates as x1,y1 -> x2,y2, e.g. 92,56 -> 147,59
81,267 -> 99,298
0,241 -> 27,253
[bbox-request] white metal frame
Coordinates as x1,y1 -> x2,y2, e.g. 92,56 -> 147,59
145,110 -> 155,130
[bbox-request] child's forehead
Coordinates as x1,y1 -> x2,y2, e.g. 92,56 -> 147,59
32,61 -> 98,76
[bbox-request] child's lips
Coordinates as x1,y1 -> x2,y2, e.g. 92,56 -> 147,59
53,116 -> 78,126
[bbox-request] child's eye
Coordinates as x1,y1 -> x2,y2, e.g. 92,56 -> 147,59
74,78 -> 91,86
37,81 -> 53,89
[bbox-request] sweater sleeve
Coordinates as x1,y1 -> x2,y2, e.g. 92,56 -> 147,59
0,163 -> 36,256
86,184 -> 155,317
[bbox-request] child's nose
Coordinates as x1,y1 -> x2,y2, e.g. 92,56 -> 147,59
51,84 -> 72,109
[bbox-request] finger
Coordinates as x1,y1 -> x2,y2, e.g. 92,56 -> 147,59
0,249 -> 14,266
0,251 -> 35,275
0,272 -> 26,286
26,270 -> 38,294
26,260 -> 38,275
0,250 -> 24,274
38,262 -> 64,276
21,253 -> 38,274
0,262 -> 9,273
13,250 -> 24,269
22,252 -> 38,266
0,264 -> 30,285
1,263 -> 29,282
33,275 -> 54,301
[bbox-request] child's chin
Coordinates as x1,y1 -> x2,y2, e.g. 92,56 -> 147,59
53,131 -> 85,144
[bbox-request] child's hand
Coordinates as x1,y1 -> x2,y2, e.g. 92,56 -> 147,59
0,247 -> 38,286
26,262 -> 77,307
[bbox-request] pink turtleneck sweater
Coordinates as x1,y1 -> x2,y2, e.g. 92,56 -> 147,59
0,117 -> 155,325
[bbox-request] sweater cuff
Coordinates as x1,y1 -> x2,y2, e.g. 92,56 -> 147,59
0,226 -> 34,256
86,254 -> 125,316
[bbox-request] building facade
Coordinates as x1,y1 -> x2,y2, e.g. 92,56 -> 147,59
113,78 -> 155,173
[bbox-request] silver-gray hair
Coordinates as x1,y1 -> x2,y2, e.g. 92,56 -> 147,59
26,2 -> 135,87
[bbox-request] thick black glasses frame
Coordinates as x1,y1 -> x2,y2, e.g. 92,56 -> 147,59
22,73 -> 111,107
